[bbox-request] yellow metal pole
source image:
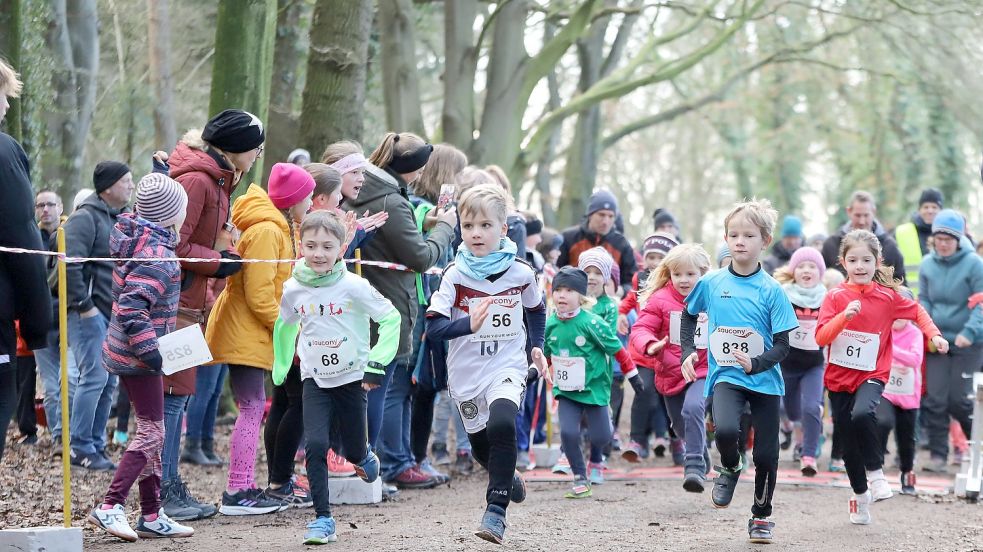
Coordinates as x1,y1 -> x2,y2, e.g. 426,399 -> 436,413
354,248 -> 362,277
57,228 -> 71,527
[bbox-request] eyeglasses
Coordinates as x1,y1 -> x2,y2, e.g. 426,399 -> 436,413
35,202 -> 58,209
255,145 -> 264,156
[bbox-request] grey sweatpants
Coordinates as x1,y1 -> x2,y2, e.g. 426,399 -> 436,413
663,378 -> 707,471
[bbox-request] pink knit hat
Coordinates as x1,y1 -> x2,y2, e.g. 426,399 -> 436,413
268,162 -> 315,209
787,246 -> 826,277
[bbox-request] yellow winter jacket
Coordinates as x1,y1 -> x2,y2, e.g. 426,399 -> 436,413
205,184 -> 295,370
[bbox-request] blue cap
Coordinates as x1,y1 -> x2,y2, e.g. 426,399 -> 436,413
781,215 -> 803,238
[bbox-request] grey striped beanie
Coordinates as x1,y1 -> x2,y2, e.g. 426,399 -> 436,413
136,173 -> 188,229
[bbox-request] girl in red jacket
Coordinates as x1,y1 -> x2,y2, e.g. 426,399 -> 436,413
629,244 -> 712,492
816,230 -> 948,526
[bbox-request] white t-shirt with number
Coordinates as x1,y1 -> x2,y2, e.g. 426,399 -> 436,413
279,273 -> 396,389
427,261 -> 543,401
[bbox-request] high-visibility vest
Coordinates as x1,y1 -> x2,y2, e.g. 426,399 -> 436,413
895,222 -> 922,297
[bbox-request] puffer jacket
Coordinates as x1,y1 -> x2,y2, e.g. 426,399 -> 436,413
103,214 -> 180,376
63,193 -> 130,318
918,237 -> 983,344
630,283 -> 708,396
205,184 -> 295,370
557,222 -> 637,289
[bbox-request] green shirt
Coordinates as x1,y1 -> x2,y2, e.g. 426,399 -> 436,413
545,309 -> 624,406
590,294 -> 618,330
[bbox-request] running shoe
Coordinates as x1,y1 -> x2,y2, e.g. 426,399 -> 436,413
748,517 -> 775,544
304,516 -> 338,544
849,491 -> 872,525
683,466 -> 706,493
711,457 -> 743,509
829,458 -> 846,473
219,488 -> 288,516
176,479 -> 218,519
474,504 -> 507,544
621,441 -> 644,464
327,449 -> 356,477
653,437 -> 668,458
511,470 -> 527,503
564,476 -> 592,499
160,479 -> 202,521
88,504 -> 138,542
868,474 -> 893,502
418,459 -> 451,485
135,509 -> 194,538
800,456 -> 818,477
552,453 -> 572,475
266,479 -> 313,508
588,462 -> 605,485
900,471 -> 916,496
354,451 -> 380,483
780,426 -> 793,451
431,442 -> 451,466
455,450 -> 474,475
70,449 -> 114,471
391,466 -> 440,489
515,450 -> 531,472
792,443 -> 803,462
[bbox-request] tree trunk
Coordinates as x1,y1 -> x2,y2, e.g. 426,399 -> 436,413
147,0 -> 177,150
209,0 -> 277,189
264,0 -> 309,180
441,0 -> 477,152
378,0 -> 425,136
298,0 -> 372,159
533,21 -> 562,228
0,0 -> 22,141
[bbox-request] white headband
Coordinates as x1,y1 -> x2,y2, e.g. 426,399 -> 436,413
331,153 -> 368,175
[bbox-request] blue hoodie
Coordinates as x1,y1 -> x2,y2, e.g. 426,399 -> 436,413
918,236 -> 983,344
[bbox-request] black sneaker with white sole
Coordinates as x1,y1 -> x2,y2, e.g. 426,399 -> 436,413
70,449 -> 115,471
748,517 -> 775,543
219,488 -> 288,516
711,462 -> 742,508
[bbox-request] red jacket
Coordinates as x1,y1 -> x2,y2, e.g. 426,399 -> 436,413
629,283 -> 708,396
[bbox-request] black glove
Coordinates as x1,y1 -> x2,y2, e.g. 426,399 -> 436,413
213,250 -> 243,279
139,349 -> 163,372
526,365 -> 539,385
362,361 -> 386,387
628,373 -> 644,395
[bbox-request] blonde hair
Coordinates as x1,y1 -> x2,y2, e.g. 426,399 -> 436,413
0,58 -> 22,98
320,140 -> 363,164
455,166 -> 497,194
838,229 -> 901,290
640,244 -> 711,304
413,144 -> 467,203
368,132 -> 426,169
300,209 -> 347,246
485,165 -> 512,195
459,184 -> 510,225
724,198 -> 779,241
773,266 -> 794,285
305,163 -> 342,199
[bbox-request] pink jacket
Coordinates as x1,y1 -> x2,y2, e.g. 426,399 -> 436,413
882,321 -> 924,410
629,283 -> 708,396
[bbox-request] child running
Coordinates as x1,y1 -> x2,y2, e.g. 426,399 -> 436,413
773,246 -> 827,476
631,244 -> 712,492
816,229 -> 947,525
426,183 -> 548,544
88,174 -> 193,541
272,210 -> 397,544
680,199 -> 797,544
877,288 -> 923,496
546,267 -> 643,497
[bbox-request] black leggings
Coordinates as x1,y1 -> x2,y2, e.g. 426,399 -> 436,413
115,383 -> 131,433
410,385 -> 438,463
16,354 -> 37,437
0,366 -> 16,462
712,382 -> 781,518
829,381 -> 885,494
876,401 -> 917,473
264,362 -> 305,486
468,398 -> 519,510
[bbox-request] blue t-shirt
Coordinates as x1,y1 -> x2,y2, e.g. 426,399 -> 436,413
685,266 -> 797,397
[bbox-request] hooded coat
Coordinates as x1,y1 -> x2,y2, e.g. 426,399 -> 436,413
103,214 -> 180,377
820,219 -> 906,284
918,237 -> 983,344
63,192 -> 130,318
556,222 -> 638,289
205,184 -> 295,370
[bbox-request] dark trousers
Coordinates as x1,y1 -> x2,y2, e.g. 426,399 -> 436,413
828,380 -> 885,495
876,400 -> 917,473
610,376 -> 625,430
303,379 -> 368,519
922,348 -> 978,460
115,384 -> 130,433
104,375 -> 164,516
15,354 -> 37,436
629,366 -> 669,445
265,362 -> 305,486
712,382 -> 781,518
0,366 -> 16,462
557,396 -> 611,478
410,385 -> 438,463
468,398 -> 519,510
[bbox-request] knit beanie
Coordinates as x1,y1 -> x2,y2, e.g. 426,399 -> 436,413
525,218 -> 543,237
931,209 -> 964,240
918,188 -> 943,208
643,232 -> 679,256
135,173 -> 188,229
716,244 -> 732,266
553,267 -> 588,296
578,247 -> 614,283
787,246 -> 826,278
610,262 -> 621,287
268,163 -> 316,210
780,215 -> 803,238
93,161 -> 131,194
585,190 -> 619,218
202,109 -> 265,153
287,148 -> 311,165
652,208 -> 678,231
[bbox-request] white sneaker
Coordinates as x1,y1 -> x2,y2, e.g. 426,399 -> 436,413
135,509 -> 194,538
868,476 -> 893,502
849,491 -> 872,525
88,504 -> 138,542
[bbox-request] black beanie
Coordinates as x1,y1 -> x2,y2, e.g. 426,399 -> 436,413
202,109 -> 265,153
525,218 -> 543,237
918,188 -> 943,208
653,208 -> 678,230
553,267 -> 588,296
93,161 -> 131,194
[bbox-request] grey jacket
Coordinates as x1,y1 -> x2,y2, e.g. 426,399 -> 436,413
62,193 -> 130,317
343,164 -> 455,360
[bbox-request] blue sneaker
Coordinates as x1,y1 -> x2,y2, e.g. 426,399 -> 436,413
304,516 -> 337,544
354,451 -> 380,483
511,470 -> 526,503
588,462 -> 605,485
474,504 -> 507,544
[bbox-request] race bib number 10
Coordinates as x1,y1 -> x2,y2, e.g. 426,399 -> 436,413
708,327 -> 764,367
469,296 -> 523,342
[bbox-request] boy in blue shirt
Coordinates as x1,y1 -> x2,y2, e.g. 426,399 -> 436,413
680,199 -> 797,544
